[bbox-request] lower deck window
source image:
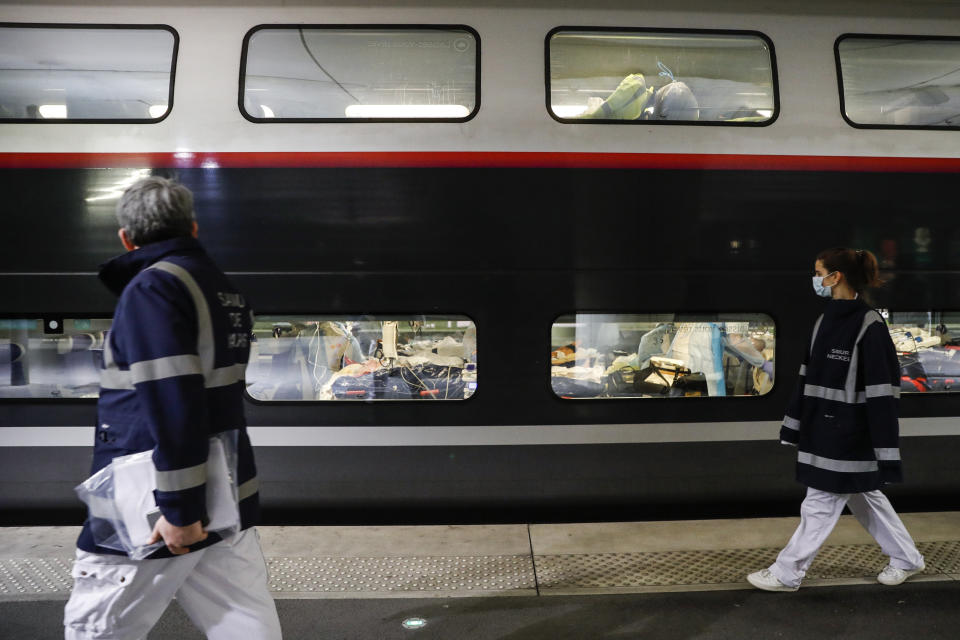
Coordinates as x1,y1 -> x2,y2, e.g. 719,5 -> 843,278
245,315 -> 477,401
551,314 -> 775,399
887,311 -> 960,393
0,318 -> 109,398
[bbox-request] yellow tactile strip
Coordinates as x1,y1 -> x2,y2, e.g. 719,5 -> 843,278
2,541 -> 958,599
535,540 -> 960,590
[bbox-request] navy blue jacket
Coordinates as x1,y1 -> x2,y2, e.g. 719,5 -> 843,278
78,237 -> 260,557
779,299 -> 903,493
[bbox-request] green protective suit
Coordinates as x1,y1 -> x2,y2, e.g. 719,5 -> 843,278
579,73 -> 655,120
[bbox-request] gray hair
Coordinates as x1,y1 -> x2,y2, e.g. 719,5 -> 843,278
116,177 -> 195,246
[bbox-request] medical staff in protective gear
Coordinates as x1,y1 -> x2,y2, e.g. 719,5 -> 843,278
747,248 -> 924,592
579,73 -> 655,120
63,177 -> 281,639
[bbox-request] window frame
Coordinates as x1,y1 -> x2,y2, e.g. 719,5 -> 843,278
544,25 -> 780,127
242,311 -> 480,405
548,311 -> 780,401
835,32 -> 960,131
0,22 -> 179,125
238,23 -> 482,124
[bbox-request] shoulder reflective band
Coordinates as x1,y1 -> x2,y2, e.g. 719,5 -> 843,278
148,261 -> 247,389
155,461 -> 207,492
842,311 -> 883,399
782,416 -> 801,431
130,354 -> 203,385
874,448 -> 901,461
797,451 -> 878,473
809,314 -> 824,356
148,261 -> 215,374
799,364 -> 806,376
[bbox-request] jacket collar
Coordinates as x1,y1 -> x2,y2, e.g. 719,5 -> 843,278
98,236 -> 205,296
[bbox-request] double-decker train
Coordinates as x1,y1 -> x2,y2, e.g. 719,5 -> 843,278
2,0 -> 960,525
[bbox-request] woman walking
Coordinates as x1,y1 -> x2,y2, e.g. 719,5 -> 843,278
747,247 -> 925,592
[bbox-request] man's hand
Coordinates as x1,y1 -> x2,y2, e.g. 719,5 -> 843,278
147,516 -> 208,555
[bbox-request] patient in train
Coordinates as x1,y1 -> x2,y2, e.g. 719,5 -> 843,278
578,67 -> 700,121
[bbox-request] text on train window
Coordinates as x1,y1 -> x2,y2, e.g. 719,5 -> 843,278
1,318 -> 110,399
836,35 -> 960,128
246,315 -> 477,401
551,314 -> 775,399
885,311 -> 960,393
547,28 -> 777,124
0,24 -> 177,122
240,26 -> 479,121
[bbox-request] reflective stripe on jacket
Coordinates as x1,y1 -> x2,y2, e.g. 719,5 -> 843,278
78,237 -> 259,557
779,299 -> 903,493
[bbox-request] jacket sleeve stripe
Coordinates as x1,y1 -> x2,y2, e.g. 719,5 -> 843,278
148,261 -> 215,376
130,354 -> 203,385
874,448 -> 901,461
797,452 -> 879,473
155,462 -> 207,492
206,362 -> 248,388
100,369 -> 134,390
865,383 -> 901,399
238,476 -> 260,501
782,416 -> 801,431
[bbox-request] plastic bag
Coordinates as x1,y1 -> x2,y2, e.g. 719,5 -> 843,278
75,431 -> 241,560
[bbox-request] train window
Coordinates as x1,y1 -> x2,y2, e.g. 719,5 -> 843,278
886,311 -> 960,393
551,313 -> 775,399
547,28 -> 777,124
0,24 -> 177,122
836,35 -> 960,129
0,318 -> 110,399
240,25 -> 479,122
245,315 -> 477,401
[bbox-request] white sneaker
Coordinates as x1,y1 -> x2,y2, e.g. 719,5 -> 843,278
747,569 -> 798,592
877,563 -> 925,586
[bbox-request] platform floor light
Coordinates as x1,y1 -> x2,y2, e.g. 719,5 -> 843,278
38,104 -> 67,119
344,104 -> 470,118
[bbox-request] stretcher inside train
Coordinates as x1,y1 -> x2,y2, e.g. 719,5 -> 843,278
892,316 -> 960,392
245,315 -> 477,401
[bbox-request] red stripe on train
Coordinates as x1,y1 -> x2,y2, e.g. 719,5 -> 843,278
1,151 -> 960,172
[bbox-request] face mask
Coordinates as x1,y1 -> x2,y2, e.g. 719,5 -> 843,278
812,272 -> 836,298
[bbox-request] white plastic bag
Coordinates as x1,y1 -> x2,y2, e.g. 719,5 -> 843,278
75,431 -> 241,560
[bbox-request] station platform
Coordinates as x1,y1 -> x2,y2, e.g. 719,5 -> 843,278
3,512 -> 959,638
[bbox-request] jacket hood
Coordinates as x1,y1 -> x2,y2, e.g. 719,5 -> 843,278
98,236 -> 205,296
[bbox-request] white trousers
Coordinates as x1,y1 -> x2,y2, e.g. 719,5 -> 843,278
63,528 -> 281,640
770,487 -> 925,588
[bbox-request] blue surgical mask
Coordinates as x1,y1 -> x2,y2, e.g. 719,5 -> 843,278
812,272 -> 836,298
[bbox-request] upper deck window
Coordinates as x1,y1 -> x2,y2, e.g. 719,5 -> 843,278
836,35 -> 960,129
240,25 -> 479,122
547,28 -> 778,125
0,24 -> 177,122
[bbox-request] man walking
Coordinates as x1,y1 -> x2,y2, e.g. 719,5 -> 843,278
64,177 -> 281,639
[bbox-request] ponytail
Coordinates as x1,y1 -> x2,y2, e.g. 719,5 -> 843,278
817,247 -> 882,294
